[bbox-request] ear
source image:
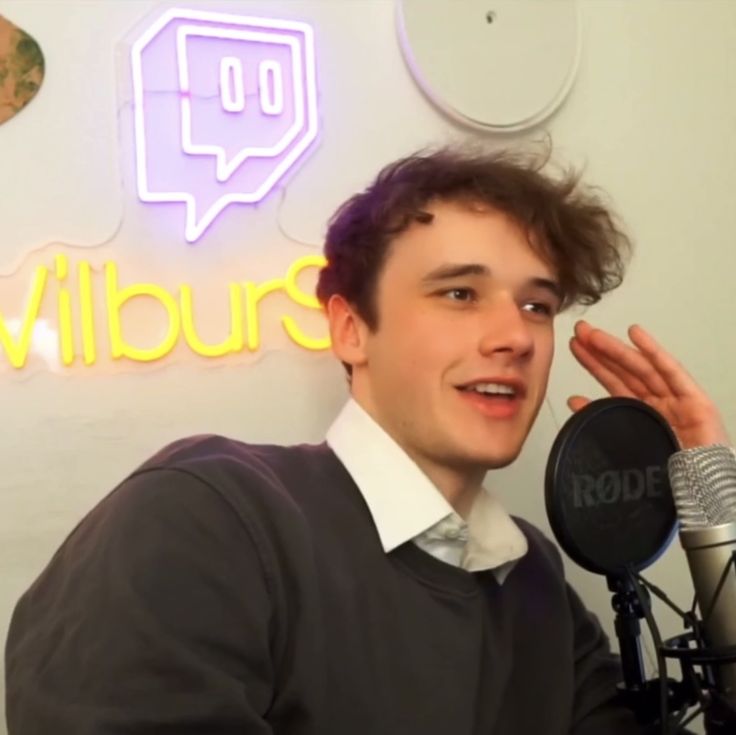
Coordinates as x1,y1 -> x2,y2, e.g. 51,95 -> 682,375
325,294 -> 370,369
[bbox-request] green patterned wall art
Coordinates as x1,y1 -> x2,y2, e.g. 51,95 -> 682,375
0,14 -> 44,125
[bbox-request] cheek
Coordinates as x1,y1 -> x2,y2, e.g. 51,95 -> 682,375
534,338 -> 555,389
372,301 -> 473,381
402,320 -> 459,369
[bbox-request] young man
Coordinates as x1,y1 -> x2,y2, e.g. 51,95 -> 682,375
6,149 -> 732,734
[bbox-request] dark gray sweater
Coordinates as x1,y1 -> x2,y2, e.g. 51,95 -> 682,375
6,435 -> 652,734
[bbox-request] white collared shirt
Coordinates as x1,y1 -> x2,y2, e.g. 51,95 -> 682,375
326,399 -> 528,584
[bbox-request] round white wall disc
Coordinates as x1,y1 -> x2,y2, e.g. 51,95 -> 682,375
396,0 -> 580,132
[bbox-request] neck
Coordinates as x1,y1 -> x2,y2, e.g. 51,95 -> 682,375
352,391 -> 484,517
405,453 -> 485,518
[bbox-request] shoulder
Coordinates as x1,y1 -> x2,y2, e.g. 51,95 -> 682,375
105,435 -> 335,532
135,434 -> 335,493
46,437 -> 340,594
138,433 -> 330,474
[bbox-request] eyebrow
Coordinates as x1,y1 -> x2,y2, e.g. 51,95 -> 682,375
420,262 -> 563,303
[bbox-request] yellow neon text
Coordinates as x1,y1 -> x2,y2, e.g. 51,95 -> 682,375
0,266 -> 48,368
0,254 -> 330,369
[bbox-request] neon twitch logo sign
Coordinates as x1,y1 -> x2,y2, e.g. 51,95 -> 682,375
131,8 -> 319,242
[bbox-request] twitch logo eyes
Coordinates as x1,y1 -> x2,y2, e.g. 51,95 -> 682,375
131,8 -> 319,242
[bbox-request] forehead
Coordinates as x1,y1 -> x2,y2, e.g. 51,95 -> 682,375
383,199 -> 556,280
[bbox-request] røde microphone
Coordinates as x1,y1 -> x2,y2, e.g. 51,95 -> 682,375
545,397 -> 736,731
545,396 -> 679,578
544,397 -> 684,728
669,446 -> 736,730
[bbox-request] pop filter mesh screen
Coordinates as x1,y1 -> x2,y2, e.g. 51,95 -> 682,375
545,398 -> 678,576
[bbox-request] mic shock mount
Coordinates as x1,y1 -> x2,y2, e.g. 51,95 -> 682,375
607,560 -> 736,734
607,574 -> 698,729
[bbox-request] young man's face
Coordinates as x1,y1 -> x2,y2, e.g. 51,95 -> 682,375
335,199 -> 561,481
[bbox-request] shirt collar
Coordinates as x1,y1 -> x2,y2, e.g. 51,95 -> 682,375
326,398 -> 451,552
326,398 -> 527,579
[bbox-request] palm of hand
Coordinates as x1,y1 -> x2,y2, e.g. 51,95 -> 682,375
568,321 -> 730,450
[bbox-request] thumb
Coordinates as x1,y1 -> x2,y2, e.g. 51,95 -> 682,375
567,395 -> 591,413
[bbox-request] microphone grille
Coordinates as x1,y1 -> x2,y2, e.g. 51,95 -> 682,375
668,444 -> 736,528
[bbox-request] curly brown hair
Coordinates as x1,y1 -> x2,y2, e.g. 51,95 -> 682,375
316,146 -> 631,331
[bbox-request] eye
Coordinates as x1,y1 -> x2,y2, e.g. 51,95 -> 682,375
522,302 -> 555,316
442,287 -> 476,302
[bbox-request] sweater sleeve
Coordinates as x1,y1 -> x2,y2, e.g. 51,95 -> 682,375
5,467 -> 276,735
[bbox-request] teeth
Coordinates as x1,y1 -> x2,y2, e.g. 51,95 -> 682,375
467,382 -> 516,396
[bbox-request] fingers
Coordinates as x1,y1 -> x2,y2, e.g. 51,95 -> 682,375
568,322 -> 727,446
625,324 -> 702,398
569,332 -> 638,399
572,320 -> 674,399
570,334 -> 650,398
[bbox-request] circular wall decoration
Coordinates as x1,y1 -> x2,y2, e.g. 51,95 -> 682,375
396,0 -> 580,132
0,14 -> 44,126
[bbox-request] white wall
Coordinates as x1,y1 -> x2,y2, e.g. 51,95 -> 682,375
2,1 -> 735,732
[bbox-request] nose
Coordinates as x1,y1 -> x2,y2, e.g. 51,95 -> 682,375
477,296 -> 534,359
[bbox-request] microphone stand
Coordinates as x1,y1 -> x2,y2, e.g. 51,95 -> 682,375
607,574 -> 698,729
609,566 -> 736,734
656,548 -> 736,734
657,627 -> 736,734
609,575 -> 647,693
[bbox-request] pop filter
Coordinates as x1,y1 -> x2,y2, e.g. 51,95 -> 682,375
545,397 -> 679,577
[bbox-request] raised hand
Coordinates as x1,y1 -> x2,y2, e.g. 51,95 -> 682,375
567,320 -> 731,450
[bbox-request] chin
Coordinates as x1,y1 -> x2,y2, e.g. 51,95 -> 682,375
481,456 -> 518,471
476,445 -> 523,470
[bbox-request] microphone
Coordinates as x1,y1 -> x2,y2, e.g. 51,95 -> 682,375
669,445 -> 736,731
545,396 -> 679,579
545,397 -> 736,732
544,397 -> 683,726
